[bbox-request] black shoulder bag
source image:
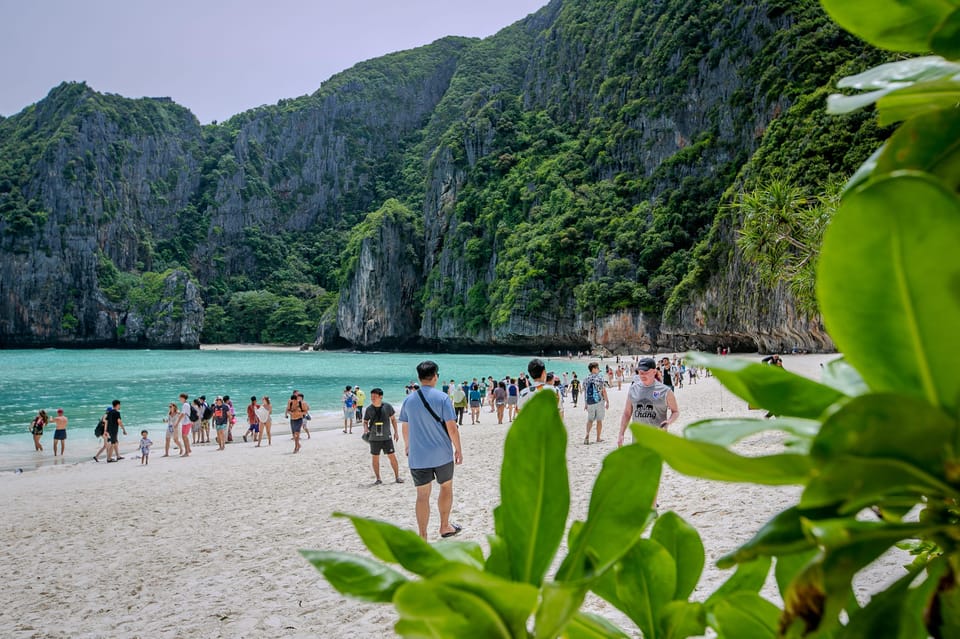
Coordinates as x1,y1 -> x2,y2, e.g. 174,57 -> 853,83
417,389 -> 451,440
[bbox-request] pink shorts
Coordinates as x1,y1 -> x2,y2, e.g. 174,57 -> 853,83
181,423 -> 193,437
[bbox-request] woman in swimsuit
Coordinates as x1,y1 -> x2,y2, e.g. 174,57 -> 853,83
30,410 -> 48,451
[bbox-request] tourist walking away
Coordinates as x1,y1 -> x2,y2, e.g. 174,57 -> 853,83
342,386 -> 356,433
569,373 -> 580,407
287,392 -> 309,453
213,397 -> 230,450
399,360 -> 463,540
658,357 -> 675,391
51,408 -> 68,456
362,388 -> 404,485
243,396 -> 259,443
224,396 -> 236,442
30,410 -> 47,452
451,383 -> 467,426
468,384 -> 482,424
177,393 -> 192,457
255,396 -> 272,446
506,378 -> 519,421
493,381 -> 507,424
105,400 -> 127,462
191,399 -> 203,444
139,431 -> 153,465
199,396 -> 212,443
583,362 -> 609,444
618,357 -> 680,446
354,385 -> 365,422
93,409 -> 110,462
517,358 -> 558,410
163,403 -> 180,456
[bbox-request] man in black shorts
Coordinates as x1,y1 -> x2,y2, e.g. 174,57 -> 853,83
362,388 -> 404,485
399,361 -> 463,540
105,399 -> 127,462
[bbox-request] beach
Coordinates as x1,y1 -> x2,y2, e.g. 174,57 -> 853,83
0,354 -> 907,638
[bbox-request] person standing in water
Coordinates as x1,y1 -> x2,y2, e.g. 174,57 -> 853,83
51,409 -> 68,456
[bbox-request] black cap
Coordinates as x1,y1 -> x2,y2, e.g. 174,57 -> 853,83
637,357 -> 656,371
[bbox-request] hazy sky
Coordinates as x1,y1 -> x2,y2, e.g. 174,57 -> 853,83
0,0 -> 549,123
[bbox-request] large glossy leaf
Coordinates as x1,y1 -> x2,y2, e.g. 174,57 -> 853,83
932,9 -> 960,61
393,580 -> 514,639
843,562 -> 941,639
430,563 -> 540,638
494,389 -> 569,586
556,445 -> 661,581
434,539 -> 485,569
717,506 -> 834,568
706,557 -> 772,606
774,549 -> 819,599
659,601 -> 707,639
874,104 -> 960,192
706,591 -> 780,639
592,539 -> 676,639
827,56 -> 960,115
819,1 -> 956,52
629,424 -> 812,486
686,352 -> 847,419
684,417 -> 820,447
300,550 -> 408,603
334,513 -> 449,576
876,79 -> 960,125
650,511 -> 705,600
562,612 -> 631,639
536,581 -> 589,639
813,394 -> 960,475
802,456 -> 954,512
818,173 -> 960,415
819,357 -> 869,397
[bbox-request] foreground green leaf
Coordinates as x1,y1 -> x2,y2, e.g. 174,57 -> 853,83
494,390 -> 570,586
300,550 -> 407,603
706,591 -> 780,639
818,173 -> 960,415
819,2 -> 955,52
629,424 -> 812,485
556,445 -> 661,581
718,506 -> 833,568
659,601 -> 707,639
874,107 -> 960,192
706,557 -> 772,606
686,352 -> 847,419
843,562 -> 940,639
393,580 -> 514,639
562,612 -> 631,639
684,417 -> 820,448
819,357 -> 869,397
334,513 -> 449,576
592,539 -> 676,639
650,512 -> 705,601
431,563 -> 540,638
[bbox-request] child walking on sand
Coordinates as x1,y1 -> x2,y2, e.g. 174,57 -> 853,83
140,430 -> 153,465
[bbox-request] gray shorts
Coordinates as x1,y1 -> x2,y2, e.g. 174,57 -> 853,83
410,461 -> 455,487
586,403 -> 605,421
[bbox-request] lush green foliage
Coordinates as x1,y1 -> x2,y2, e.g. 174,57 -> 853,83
305,0 -> 960,636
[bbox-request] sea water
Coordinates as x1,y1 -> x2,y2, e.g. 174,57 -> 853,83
0,348 -> 577,470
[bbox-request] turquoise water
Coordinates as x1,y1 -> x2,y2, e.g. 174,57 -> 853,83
0,348 -> 572,469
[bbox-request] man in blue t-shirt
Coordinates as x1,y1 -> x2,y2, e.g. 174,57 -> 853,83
399,360 -> 464,540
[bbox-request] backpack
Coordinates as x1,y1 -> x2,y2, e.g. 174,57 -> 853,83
202,405 -> 213,421
189,405 -> 199,422
94,417 -> 105,438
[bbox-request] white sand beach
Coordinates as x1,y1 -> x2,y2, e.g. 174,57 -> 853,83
0,354 -> 907,638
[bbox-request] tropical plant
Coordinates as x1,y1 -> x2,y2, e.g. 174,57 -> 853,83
303,0 -> 960,636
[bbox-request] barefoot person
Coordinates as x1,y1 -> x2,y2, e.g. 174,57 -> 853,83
286,392 -> 309,454
399,360 -> 463,540
176,394 -> 192,457
243,396 -> 259,443
362,388 -> 404,485
255,396 -> 272,446
105,400 -> 127,462
51,408 -> 68,456
139,430 -> 153,465
30,410 -> 47,452
212,397 -> 229,451
583,362 -> 609,444
163,403 -> 180,457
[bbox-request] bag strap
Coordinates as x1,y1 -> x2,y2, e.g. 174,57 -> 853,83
417,389 -> 450,440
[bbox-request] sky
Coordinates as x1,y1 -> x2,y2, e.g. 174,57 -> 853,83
0,0 -> 549,124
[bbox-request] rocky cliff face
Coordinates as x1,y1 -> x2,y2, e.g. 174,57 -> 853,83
1,1 -> 883,352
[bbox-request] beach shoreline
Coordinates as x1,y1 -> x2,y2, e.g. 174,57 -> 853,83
0,353 -> 903,638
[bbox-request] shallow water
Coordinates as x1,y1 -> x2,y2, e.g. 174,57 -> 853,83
0,348 -> 578,470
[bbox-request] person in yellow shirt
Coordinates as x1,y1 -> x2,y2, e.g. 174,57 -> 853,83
354,385 -> 366,422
